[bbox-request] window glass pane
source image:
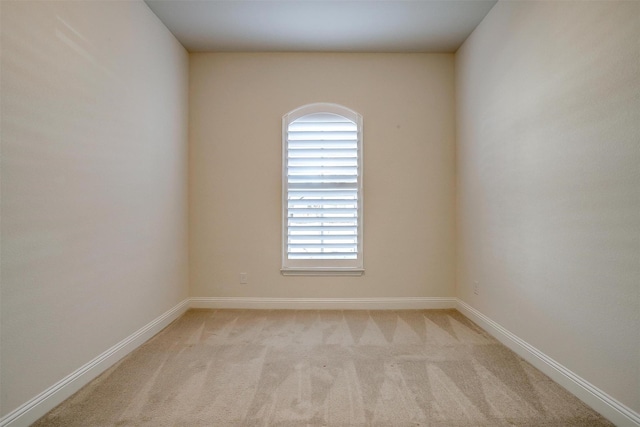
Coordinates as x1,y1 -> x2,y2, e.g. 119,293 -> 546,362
282,104 -> 363,274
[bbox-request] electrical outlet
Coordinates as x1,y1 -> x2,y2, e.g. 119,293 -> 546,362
473,281 -> 479,295
240,273 -> 248,284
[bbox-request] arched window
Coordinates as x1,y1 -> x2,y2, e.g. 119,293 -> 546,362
282,103 -> 363,275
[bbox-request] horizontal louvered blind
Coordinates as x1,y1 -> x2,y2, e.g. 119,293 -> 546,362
286,112 -> 359,260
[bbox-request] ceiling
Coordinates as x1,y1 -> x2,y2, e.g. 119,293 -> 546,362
144,0 -> 497,53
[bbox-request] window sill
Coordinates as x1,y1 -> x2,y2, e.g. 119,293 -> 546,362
281,268 -> 364,276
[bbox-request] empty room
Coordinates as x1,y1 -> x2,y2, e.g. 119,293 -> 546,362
1,0 -> 638,426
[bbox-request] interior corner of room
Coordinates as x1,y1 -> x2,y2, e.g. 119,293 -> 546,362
1,0 -> 638,426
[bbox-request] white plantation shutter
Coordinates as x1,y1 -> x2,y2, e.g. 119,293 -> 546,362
282,104 -> 363,275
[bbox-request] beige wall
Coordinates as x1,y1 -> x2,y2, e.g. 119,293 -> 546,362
456,1 -> 640,412
190,53 -> 456,298
0,1 -> 189,416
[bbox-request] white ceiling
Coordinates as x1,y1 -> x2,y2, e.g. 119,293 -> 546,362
144,0 -> 497,53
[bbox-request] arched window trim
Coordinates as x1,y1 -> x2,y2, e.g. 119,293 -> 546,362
281,103 -> 364,276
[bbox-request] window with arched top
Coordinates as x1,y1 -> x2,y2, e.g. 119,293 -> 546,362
282,103 -> 363,275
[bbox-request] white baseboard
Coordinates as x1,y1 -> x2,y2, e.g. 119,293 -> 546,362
456,299 -> 640,427
0,299 -> 190,427
190,296 -> 457,310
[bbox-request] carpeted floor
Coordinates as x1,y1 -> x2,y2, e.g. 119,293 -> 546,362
34,309 -> 613,426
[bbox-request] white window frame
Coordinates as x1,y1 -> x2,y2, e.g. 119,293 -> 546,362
281,103 -> 364,276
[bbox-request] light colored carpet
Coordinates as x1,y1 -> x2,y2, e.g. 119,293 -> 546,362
34,309 -> 613,426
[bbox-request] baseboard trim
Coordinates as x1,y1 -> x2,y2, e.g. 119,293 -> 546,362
190,296 -> 457,310
456,299 -> 640,427
0,299 -> 190,427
